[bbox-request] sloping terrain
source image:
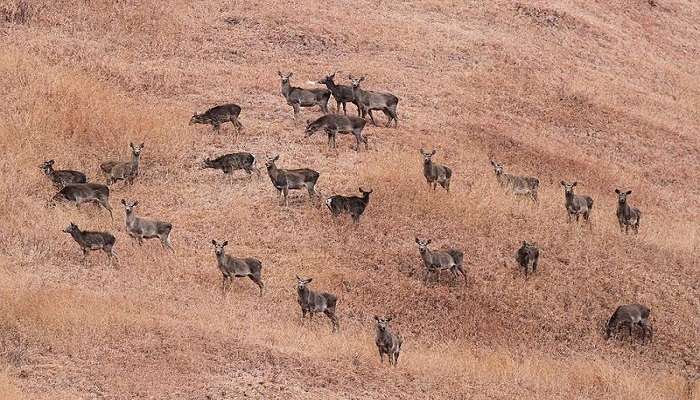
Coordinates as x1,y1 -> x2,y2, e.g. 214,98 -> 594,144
0,0 -> 698,399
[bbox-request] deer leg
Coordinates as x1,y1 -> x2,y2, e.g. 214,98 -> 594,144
382,109 -> 392,127
379,350 -> 384,364
283,187 -> 289,206
249,274 -> 264,296
325,310 -> 338,332
212,122 -> 220,132
367,110 -> 378,126
342,101 -> 347,115
292,103 -> 300,118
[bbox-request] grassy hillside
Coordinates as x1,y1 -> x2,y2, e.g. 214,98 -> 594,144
0,0 -> 698,398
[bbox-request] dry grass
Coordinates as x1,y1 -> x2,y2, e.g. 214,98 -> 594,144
0,0 -> 698,398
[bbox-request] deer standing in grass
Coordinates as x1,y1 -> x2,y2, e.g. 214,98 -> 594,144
63,222 -> 117,264
420,149 -> 452,192
374,315 -> 402,367
202,152 -> 260,177
325,188 -> 373,223
211,240 -> 264,296
190,103 -> 243,133
560,181 -> 593,223
515,241 -> 539,277
278,71 -> 330,118
348,75 -> 399,127
304,114 -> 368,151
614,189 -> 641,234
121,199 -> 173,251
490,160 -> 539,203
316,72 -> 358,116
265,155 -> 320,206
40,160 -> 87,188
605,304 -> 652,344
50,183 -> 113,220
296,276 -> 338,332
100,143 -> 144,186
415,238 -> 466,284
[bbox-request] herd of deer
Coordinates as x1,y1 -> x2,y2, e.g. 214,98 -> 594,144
40,71 -> 651,369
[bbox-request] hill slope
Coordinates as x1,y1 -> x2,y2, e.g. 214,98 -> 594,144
0,0 -> 698,398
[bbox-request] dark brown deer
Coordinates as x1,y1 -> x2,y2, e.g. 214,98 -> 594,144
63,222 -> 117,264
325,188 -> 373,223
305,114 -> 367,150
348,75 -> 399,127
190,104 -> 243,133
614,189 -> 641,234
374,315 -> 402,367
415,238 -> 466,284
515,241 -> 539,277
561,181 -> 593,223
202,152 -> 260,177
316,72 -> 358,115
296,276 -> 338,332
265,155 -> 320,206
420,149 -> 452,192
50,183 -> 113,220
211,240 -> 264,296
100,143 -> 143,186
278,71 -> 330,118
40,160 -> 87,188
605,304 -> 652,344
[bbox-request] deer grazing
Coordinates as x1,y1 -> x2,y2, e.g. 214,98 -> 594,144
316,72 -> 358,116
374,315 -> 403,367
40,160 -> 87,188
490,160 -> 539,203
515,241 -> 539,277
202,152 -> 260,176
265,155 -> 320,206
415,238 -> 466,284
120,199 -> 173,251
296,276 -> 339,332
420,149 -> 452,192
211,240 -> 264,296
63,222 -> 117,264
50,183 -> 113,220
305,114 -> 367,150
100,142 -> 144,186
325,188 -> 373,223
560,181 -> 593,223
190,103 -> 243,133
348,75 -> 399,127
278,71 -> 331,118
614,189 -> 641,234
605,304 -> 652,344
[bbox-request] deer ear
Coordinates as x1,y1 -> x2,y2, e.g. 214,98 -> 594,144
121,199 -> 126,205
427,239 -> 432,244
386,316 -> 393,321
415,237 -> 420,243
560,181 -> 565,186
626,190 -> 632,195
431,150 -> 436,155
273,155 -> 279,161
288,72 -> 293,78
522,240 -> 527,246
140,143 -> 145,148
374,315 -> 380,321
614,189 -> 620,194
211,240 -> 216,245
360,76 -> 365,82
306,278 -> 313,283
133,201 -> 139,207
222,241 -> 228,246
129,142 -> 134,148
277,71 -> 283,77
572,181 -> 577,186
48,160 -> 55,164
295,275 -> 301,281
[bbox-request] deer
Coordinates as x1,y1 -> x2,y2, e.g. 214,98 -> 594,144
490,160 -> 539,203
62,222 -> 117,264
50,183 -> 113,220
614,189 -> 641,234
202,152 -> 260,177
374,315 -> 403,367
560,181 -> 594,223
304,114 -> 367,151
325,188 -> 373,223
278,71 -> 331,118
415,238 -> 466,284
189,103 -> 243,133
264,155 -> 320,206
605,304 -> 652,344
100,143 -> 144,186
211,240 -> 264,296
296,276 -> 339,333
40,160 -> 87,188
420,149 -> 452,192
515,241 -> 539,277
120,199 -> 173,251
316,72 -> 358,116
348,75 -> 399,128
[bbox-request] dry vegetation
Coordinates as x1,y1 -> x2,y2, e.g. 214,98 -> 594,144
0,0 -> 698,398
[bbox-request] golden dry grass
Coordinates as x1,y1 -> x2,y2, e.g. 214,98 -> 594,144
0,0 -> 698,398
